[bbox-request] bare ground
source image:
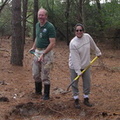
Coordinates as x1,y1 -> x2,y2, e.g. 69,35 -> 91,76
0,38 -> 120,120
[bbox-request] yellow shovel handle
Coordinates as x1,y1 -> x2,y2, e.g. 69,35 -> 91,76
74,56 -> 98,80
67,56 -> 98,91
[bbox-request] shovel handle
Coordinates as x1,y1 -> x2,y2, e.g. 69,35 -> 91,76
67,56 -> 98,91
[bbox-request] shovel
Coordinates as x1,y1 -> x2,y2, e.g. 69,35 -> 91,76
61,56 -> 98,94
29,49 -> 39,58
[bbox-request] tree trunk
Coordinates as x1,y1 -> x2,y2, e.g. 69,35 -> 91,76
22,0 -> 28,44
11,0 -> 23,66
96,0 -> 104,40
65,0 -> 70,45
33,0 -> 38,41
77,0 -> 83,23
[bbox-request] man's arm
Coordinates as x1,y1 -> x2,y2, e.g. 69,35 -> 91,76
38,38 -> 56,61
31,38 -> 37,50
43,38 -> 56,55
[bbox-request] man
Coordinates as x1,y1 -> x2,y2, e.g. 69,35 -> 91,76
29,8 -> 56,100
69,23 -> 102,108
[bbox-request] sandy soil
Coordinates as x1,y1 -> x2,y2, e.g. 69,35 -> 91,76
0,38 -> 120,120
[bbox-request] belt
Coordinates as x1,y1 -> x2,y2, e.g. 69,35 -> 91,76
36,48 -> 46,50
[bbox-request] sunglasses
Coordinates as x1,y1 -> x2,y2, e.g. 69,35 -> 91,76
76,29 -> 83,32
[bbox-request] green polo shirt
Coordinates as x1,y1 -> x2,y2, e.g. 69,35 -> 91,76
35,21 -> 56,48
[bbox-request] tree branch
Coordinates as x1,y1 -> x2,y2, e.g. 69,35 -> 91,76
0,0 -> 9,13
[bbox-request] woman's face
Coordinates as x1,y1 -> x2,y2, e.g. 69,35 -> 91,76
75,26 -> 84,38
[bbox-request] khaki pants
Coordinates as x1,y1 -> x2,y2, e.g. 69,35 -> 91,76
32,49 -> 53,85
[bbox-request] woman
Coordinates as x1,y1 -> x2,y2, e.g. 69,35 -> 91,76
69,23 -> 102,109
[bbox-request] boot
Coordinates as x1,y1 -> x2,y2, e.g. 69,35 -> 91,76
35,82 -> 42,95
74,99 -> 81,109
43,84 -> 50,100
84,98 -> 92,107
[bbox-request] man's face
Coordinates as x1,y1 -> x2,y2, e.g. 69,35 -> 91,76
38,10 -> 47,24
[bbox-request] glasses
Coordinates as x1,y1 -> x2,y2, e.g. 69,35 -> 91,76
75,29 -> 83,32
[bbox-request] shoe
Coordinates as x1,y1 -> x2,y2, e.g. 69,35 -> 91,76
84,98 -> 92,107
35,82 -> 42,95
74,99 -> 81,109
43,84 -> 50,100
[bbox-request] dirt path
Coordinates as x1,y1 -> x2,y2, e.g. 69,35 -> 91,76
0,38 -> 120,120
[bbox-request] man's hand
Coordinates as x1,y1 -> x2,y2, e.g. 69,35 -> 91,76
38,54 -> 44,62
29,48 -> 35,53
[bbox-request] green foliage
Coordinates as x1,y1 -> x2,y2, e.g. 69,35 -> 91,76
83,1 -> 120,49
0,4 -> 12,36
101,2 -> 120,29
84,4 -> 101,34
0,0 -> 120,49
84,1 -> 120,32
24,0 -> 34,37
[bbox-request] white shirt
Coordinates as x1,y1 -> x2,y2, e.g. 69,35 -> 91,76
69,33 -> 102,75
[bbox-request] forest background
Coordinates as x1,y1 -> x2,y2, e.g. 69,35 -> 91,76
0,0 -> 120,66
0,0 -> 120,120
